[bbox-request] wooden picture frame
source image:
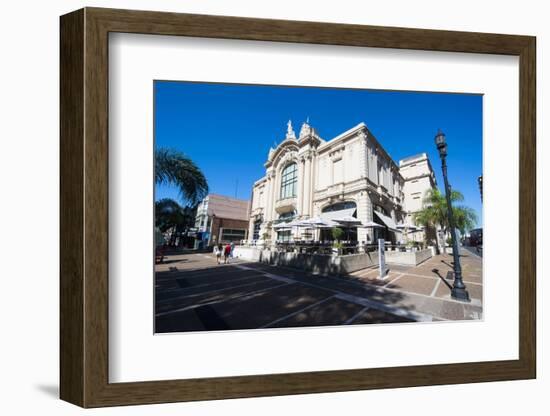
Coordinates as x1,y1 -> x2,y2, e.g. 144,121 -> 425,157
60,7 -> 536,408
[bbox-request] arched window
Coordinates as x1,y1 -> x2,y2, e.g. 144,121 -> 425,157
278,211 -> 296,221
280,163 -> 298,199
322,201 -> 357,214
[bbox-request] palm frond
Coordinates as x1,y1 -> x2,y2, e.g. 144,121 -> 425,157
453,205 -> 478,234
155,148 -> 209,205
415,187 -> 474,232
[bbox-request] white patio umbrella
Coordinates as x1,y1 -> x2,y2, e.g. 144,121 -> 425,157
332,215 -> 364,241
296,217 -> 337,241
294,220 -> 314,228
356,220 -> 386,245
291,219 -> 316,242
359,220 -> 385,228
296,217 -> 329,227
332,215 -> 362,226
273,219 -> 303,242
286,219 -> 303,227
273,222 -> 292,230
316,220 -> 338,228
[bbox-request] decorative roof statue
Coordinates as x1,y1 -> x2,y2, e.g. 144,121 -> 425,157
286,119 -> 296,140
268,146 -> 275,159
299,118 -> 311,139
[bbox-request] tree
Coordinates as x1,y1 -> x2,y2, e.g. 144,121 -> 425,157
155,198 -> 197,246
330,227 -> 345,254
155,147 -> 209,205
331,227 -> 345,241
413,188 -> 478,253
452,205 -> 477,235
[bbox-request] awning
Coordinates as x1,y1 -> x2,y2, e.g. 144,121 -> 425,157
374,211 -> 399,232
320,208 -> 356,222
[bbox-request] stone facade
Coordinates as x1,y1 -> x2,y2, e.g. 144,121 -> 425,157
399,153 -> 438,243
248,121 -> 435,245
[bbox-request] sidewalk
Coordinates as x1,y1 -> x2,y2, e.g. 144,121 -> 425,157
348,248 -> 483,320
154,248 -> 483,332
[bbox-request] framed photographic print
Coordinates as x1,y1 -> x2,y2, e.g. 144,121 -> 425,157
60,7 -> 536,408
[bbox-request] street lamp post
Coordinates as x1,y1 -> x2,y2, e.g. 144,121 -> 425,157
478,175 -> 483,202
434,129 -> 471,303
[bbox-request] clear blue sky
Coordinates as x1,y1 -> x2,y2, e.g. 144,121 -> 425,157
155,81 -> 483,227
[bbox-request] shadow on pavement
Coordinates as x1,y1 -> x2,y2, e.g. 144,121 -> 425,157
155,262 -> 418,333
432,268 -> 453,290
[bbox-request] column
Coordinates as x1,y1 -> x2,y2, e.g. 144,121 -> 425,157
358,131 -> 368,179
297,158 -> 305,216
271,170 -> 280,221
303,156 -> 311,216
248,218 -> 255,242
265,174 -> 273,222
309,154 -> 316,216
357,192 -> 374,245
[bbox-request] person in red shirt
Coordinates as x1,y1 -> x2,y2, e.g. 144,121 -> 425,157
223,243 -> 231,264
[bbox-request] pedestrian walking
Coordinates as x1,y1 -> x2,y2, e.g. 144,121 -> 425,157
230,241 -> 235,258
223,243 -> 231,264
215,243 -> 223,264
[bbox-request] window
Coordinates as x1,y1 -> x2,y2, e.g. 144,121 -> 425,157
279,211 -> 296,220
277,230 -> 292,242
220,228 -> 246,242
253,219 -> 262,240
322,201 -> 357,213
280,163 -> 298,199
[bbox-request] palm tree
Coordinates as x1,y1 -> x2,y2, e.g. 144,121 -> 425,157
452,205 -> 478,235
155,148 -> 208,205
413,188 -> 478,254
155,198 -> 197,246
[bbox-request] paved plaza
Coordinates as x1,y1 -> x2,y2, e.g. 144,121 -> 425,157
155,249 -> 483,333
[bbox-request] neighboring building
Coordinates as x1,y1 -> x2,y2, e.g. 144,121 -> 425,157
194,194 -> 250,248
399,153 -> 438,243
248,120 -> 420,245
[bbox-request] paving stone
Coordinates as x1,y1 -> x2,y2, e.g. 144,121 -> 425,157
434,279 -> 482,302
156,274 -> 268,302
207,284 -> 334,330
267,297 -> 365,328
387,275 -> 439,296
350,308 -> 415,324
155,278 -> 283,314
438,301 -> 466,320
155,309 -> 207,333
154,249 -> 483,332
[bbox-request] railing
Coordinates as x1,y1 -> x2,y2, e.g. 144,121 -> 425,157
242,239 -> 428,255
273,241 -> 378,255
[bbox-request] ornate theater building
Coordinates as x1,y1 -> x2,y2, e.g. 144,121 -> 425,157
247,120 -> 436,246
